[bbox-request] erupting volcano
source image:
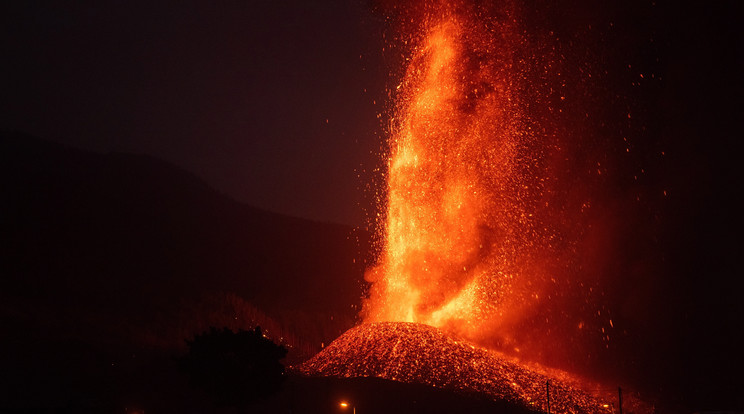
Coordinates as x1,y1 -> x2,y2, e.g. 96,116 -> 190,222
303,1 -> 649,413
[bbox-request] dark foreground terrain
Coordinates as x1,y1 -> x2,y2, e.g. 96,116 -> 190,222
2,361 -> 538,414
255,375 -> 538,414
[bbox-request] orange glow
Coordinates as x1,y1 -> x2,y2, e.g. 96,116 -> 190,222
363,2 -> 556,348
299,322 -> 639,414
340,402 -> 349,408
302,3 -> 653,413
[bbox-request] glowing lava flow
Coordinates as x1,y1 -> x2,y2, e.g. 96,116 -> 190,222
299,323 -> 625,414
364,2 -> 557,347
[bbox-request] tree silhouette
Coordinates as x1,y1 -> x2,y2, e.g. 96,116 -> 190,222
178,326 -> 288,407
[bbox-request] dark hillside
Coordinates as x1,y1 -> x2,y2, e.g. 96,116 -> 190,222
0,130 -> 372,408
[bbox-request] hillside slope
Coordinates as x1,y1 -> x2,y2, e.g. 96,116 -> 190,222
0,130 -> 372,407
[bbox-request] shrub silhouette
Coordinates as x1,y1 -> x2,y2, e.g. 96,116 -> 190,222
178,326 -> 288,406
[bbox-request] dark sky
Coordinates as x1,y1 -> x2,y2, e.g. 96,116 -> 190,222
1,0 -> 387,226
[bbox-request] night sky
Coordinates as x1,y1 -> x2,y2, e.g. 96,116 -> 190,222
2,0 -> 743,411
1,0 -> 387,227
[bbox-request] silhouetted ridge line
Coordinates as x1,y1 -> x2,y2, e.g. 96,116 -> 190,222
1,130 -> 370,358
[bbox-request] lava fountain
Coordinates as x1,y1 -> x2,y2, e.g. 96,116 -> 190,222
364,1 -> 573,353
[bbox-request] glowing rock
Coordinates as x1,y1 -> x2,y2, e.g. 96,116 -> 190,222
297,322 -> 616,414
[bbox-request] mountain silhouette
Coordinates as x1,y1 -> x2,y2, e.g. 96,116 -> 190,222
1,130 -> 373,408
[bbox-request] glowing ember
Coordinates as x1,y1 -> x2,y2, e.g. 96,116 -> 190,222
364,1 -> 569,351
298,322 -> 620,414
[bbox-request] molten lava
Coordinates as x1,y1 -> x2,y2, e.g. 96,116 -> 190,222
364,2 -> 567,351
